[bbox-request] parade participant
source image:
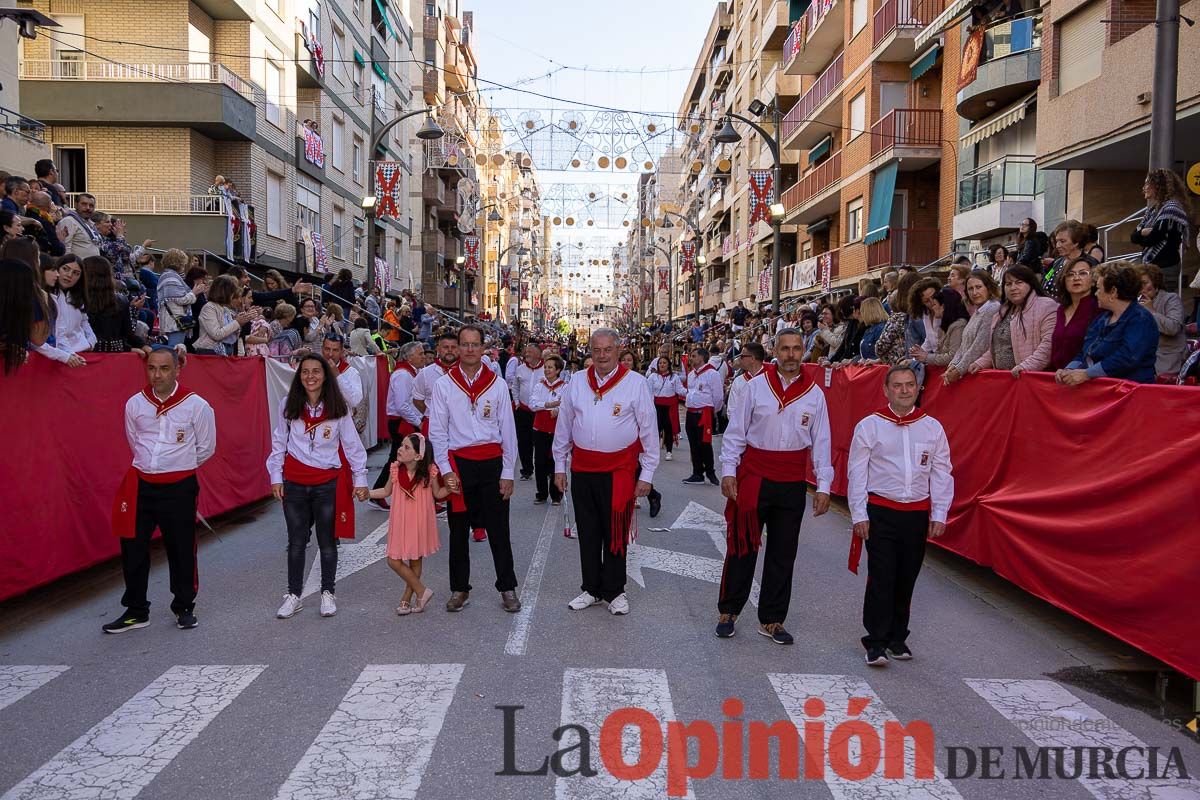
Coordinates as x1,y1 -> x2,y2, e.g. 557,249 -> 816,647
371,341 -> 424,506
529,355 -> 567,505
848,364 -> 953,666
682,347 -> 723,485
107,346 -> 216,633
428,324 -> 521,613
267,353 -> 369,620
647,355 -> 685,460
553,328 -> 659,616
368,433 -> 449,615
413,332 -> 458,434
645,344 -> 671,376
320,332 -> 363,409
717,329 -> 832,644
505,343 -> 544,481
726,342 -> 765,420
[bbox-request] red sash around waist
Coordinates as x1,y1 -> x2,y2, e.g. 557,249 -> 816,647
518,403 -> 533,413
654,395 -> 680,437
868,493 -> 931,512
446,443 -> 504,513
283,453 -> 356,539
724,446 -> 810,557
572,443 -> 642,556
388,417 -> 419,438
687,407 -> 714,443
111,467 -> 196,539
533,409 -> 557,434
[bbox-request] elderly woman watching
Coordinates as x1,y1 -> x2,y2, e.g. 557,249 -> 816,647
1056,263 -> 1159,385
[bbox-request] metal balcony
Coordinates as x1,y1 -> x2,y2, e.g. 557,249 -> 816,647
783,0 -> 844,75
782,150 -> 843,223
869,108 -> 942,169
872,0 -> 946,61
781,51 -> 844,150
867,227 -> 940,269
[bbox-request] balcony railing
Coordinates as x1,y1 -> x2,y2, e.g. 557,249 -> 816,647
783,52 -> 844,141
0,105 -> 45,143
979,14 -> 1042,64
782,150 -> 843,213
957,155 -> 1042,212
783,21 -> 805,66
873,0 -> 946,46
867,227 -> 940,269
62,192 -> 228,215
18,60 -> 257,101
870,108 -> 942,159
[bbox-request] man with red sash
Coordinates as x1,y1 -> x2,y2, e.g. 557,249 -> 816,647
683,347 -> 724,485
322,333 -> 363,409
505,343 -> 544,481
848,363 -> 953,666
412,331 -> 459,436
726,342 -> 765,421
371,341 -> 425,504
429,324 -> 521,613
647,356 -> 685,461
717,328 -> 833,645
553,328 -> 659,616
107,345 -> 216,633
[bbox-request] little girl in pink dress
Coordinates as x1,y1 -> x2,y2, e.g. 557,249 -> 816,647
367,433 -> 449,615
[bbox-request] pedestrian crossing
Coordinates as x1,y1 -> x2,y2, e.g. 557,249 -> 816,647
0,664 -> 1194,799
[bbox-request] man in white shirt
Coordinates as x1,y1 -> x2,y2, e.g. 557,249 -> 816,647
682,347 -> 724,485
553,329 -> 660,616
505,343 -> 544,481
107,346 -> 216,634
717,329 -> 832,645
848,363 -> 953,667
726,342 -> 765,422
371,341 -> 424,503
429,324 -> 522,613
412,331 -> 459,434
321,333 -> 363,409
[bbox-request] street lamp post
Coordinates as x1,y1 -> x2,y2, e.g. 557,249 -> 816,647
495,242 -> 529,322
476,204 -> 504,321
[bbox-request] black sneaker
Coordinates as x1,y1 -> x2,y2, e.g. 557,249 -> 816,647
865,647 -> 890,666
715,614 -> 737,638
682,475 -> 705,484
176,612 -> 198,630
520,474 -> 532,481
534,496 -> 547,505
757,623 -> 794,645
102,613 -> 150,634
648,494 -> 661,518
706,472 -> 720,486
887,643 -> 912,660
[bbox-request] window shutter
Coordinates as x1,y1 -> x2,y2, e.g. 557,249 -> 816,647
1057,0 -> 1104,95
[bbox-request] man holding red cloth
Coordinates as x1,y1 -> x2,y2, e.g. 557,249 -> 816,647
717,329 -> 833,645
107,346 -> 215,634
553,328 -> 659,616
429,325 -> 521,613
683,347 -> 724,485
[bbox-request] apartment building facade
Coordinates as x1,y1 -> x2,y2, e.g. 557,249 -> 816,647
0,3 -> 49,176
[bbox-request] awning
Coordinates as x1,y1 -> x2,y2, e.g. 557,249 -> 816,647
960,92 -> 1036,148
374,0 -> 401,40
910,45 -> 940,80
914,0 -> 974,50
863,161 -> 898,245
807,217 -> 831,235
353,50 -> 365,66
808,135 -> 833,165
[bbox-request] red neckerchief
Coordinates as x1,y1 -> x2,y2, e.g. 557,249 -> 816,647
541,378 -> 565,392
763,364 -> 814,412
396,361 -> 418,377
448,364 -> 497,406
301,401 -> 327,434
691,363 -> 716,380
336,360 -> 350,375
434,360 -> 454,374
394,463 -> 419,498
873,405 -> 927,426
741,367 -> 763,382
587,364 -> 629,401
525,360 -> 544,371
141,384 -> 195,417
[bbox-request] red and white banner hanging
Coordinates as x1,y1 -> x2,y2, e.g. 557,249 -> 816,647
758,265 -> 771,297
463,235 -> 480,273
680,239 -> 697,272
748,169 -> 773,228
302,125 -> 324,168
311,231 -> 327,273
374,257 -> 389,292
373,162 -> 403,219
501,266 -> 512,290
658,267 -> 669,291
820,252 -> 832,291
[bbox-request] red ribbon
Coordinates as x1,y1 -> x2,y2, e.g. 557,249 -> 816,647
586,364 -> 630,400
654,395 -> 680,437
139,384 -> 195,417
872,406 -> 927,426
283,453 -> 356,539
723,446 -> 810,557
572,443 -> 642,556
447,365 -> 497,406
763,364 -> 815,412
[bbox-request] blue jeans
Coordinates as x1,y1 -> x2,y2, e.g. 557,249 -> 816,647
282,479 -> 338,596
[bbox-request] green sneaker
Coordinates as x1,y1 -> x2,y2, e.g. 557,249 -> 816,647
102,613 -> 150,634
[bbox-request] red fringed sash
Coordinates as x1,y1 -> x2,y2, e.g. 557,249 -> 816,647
723,446 -> 810,557
572,443 -> 642,556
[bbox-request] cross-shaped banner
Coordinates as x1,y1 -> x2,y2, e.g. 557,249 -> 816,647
658,267 -> 669,291
501,266 -> 512,290
374,161 -> 403,219
680,239 -> 697,273
748,170 -> 773,229
463,235 -> 480,273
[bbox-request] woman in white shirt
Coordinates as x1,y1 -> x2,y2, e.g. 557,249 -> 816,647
528,355 -> 568,505
53,254 -> 96,354
192,275 -> 253,355
646,356 -> 686,459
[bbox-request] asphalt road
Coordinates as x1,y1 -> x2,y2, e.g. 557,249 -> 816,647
0,443 -> 1197,800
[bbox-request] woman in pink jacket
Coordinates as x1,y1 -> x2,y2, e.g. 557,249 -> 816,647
969,265 -> 1059,377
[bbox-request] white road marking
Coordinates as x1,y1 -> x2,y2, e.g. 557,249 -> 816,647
301,521 -> 390,599
556,667 -> 692,800
0,666 -> 69,713
274,663 -> 465,800
505,506 -> 556,656
769,673 -> 964,799
2,664 -> 265,800
628,543 -> 759,608
966,678 -> 1197,799
667,500 -> 761,605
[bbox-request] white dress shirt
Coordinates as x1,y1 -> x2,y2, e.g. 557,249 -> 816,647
529,378 -> 566,412
266,399 -> 368,487
551,367 -> 660,483
646,372 -> 685,399
685,366 -> 725,411
428,364 -> 518,480
847,407 -> 954,525
708,354 -> 731,382
55,293 -> 96,354
506,359 -> 542,409
483,353 -> 501,377
124,385 -> 216,474
334,360 -> 364,408
412,361 -> 453,418
385,364 -> 423,426
726,367 -> 763,420
719,372 -> 834,493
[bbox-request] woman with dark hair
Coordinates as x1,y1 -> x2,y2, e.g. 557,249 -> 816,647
0,259 -> 47,374
1057,263 -> 1159,385
0,210 -> 21,243
193,274 -> 252,355
947,262 -> 971,306
969,265 -> 1058,377
327,267 -> 357,314
988,244 -> 1013,286
293,295 -> 328,346
907,277 -> 943,353
1014,218 -> 1045,270
829,296 -> 866,363
263,269 -> 291,292
1049,257 -> 1100,370
82,256 -> 142,353
1044,220 -> 1094,294
619,350 -> 638,371
1081,223 -> 1105,263
52,252 -> 95,354
529,355 -> 568,505
944,270 -> 1002,384
910,288 -> 970,368
267,353 -> 369,619
874,271 -> 922,365
1133,168 -> 1192,279
797,311 -> 819,360
811,302 -> 845,362
1,235 -> 39,269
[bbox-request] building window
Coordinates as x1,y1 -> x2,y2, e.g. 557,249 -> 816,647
353,61 -> 366,104
265,57 -> 283,127
331,116 -> 345,172
352,136 -> 363,183
1057,0 -> 1104,95
801,241 -> 813,260
266,171 -> 284,238
353,0 -> 364,19
332,207 -> 344,258
847,197 -> 864,242
849,91 -> 866,140
296,174 -> 321,237
331,25 -> 346,85
851,0 -> 867,35
353,217 -> 366,266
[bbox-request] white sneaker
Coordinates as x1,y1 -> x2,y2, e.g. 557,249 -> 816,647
608,593 -> 630,615
276,594 -> 302,619
567,591 -> 602,611
320,590 -> 337,617
665,452 -> 673,461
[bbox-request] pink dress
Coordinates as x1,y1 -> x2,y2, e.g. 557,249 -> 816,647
386,464 -> 441,560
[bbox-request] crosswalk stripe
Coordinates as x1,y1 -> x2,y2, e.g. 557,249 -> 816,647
556,667 -> 692,800
966,678 -> 1196,798
768,673 -> 964,799
0,666 -> 69,714
505,506 -> 557,656
1,664 -> 265,800
273,663 -> 465,800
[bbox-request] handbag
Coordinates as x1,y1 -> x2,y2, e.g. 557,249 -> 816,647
164,301 -> 194,331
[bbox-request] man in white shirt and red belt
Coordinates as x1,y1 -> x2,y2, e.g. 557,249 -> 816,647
726,342 -> 765,420
372,341 -> 424,503
505,343 -> 544,481
553,328 -> 660,616
108,346 -> 216,633
718,328 -> 833,645
683,347 -> 724,485
848,363 -> 953,667
429,324 -> 521,613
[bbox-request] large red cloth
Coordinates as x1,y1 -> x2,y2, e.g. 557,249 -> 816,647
375,355 -> 390,440
654,396 -> 680,437
724,445 -> 811,557
571,443 -> 642,556
282,454 -> 356,539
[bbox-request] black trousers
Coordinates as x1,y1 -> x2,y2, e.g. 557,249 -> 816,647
373,417 -> 407,490
685,410 -> 715,477
718,478 -> 806,625
533,430 -> 562,502
570,470 -> 626,602
862,504 -> 928,650
447,457 -> 517,593
282,479 -> 338,596
514,407 -> 534,477
120,475 -> 199,617
654,404 -> 674,453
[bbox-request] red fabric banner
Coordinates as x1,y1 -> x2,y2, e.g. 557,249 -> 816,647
802,364 -> 1200,679
376,355 -> 390,439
